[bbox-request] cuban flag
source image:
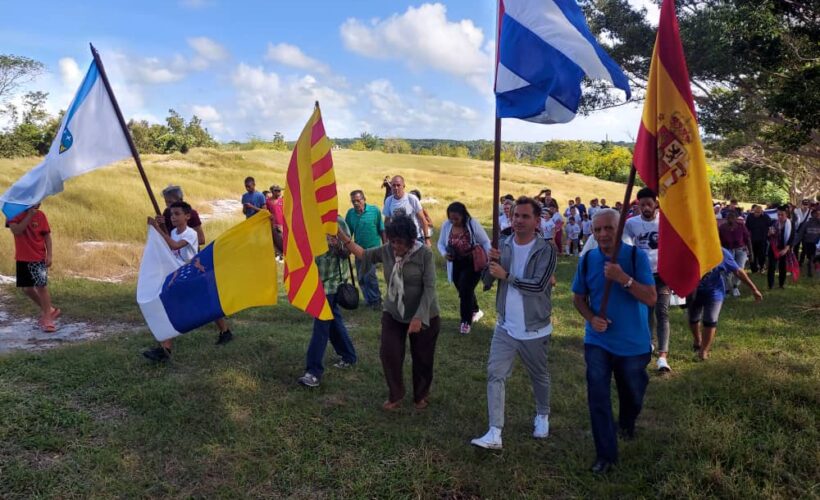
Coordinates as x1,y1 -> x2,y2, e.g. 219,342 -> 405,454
1,58 -> 132,219
495,0 -> 632,123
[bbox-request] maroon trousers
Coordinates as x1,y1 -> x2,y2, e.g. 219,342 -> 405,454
380,312 -> 440,404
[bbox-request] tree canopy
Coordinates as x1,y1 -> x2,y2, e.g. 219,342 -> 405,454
581,0 -> 819,201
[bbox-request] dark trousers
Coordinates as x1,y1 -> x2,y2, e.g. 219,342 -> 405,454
380,312 -> 440,404
272,227 -> 284,258
767,247 -> 787,288
648,275 -> 671,353
750,239 -> 767,272
803,243 -> 816,276
452,257 -> 481,324
305,294 -> 357,378
585,344 -> 650,463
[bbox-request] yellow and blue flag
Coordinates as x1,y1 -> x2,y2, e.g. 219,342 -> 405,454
137,211 -> 277,341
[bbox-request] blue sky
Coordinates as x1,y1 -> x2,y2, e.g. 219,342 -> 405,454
1,0 -> 657,142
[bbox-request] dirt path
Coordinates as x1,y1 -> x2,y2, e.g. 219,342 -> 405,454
0,277 -> 132,354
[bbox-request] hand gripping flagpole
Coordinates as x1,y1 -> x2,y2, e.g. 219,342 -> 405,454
89,43 -> 162,216
597,163 -> 637,317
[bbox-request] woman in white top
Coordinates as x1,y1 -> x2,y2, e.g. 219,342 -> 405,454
437,202 -> 491,334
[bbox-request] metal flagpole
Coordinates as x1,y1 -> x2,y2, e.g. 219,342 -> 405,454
89,43 -> 161,216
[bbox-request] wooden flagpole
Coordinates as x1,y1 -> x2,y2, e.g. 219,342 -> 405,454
492,117 -> 502,248
89,43 -> 161,216
597,163 -> 637,317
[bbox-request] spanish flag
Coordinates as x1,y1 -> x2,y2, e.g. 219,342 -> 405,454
283,103 -> 338,320
633,0 -> 722,297
137,211 -> 278,341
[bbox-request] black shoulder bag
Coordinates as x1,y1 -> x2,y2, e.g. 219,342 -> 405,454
336,255 -> 359,310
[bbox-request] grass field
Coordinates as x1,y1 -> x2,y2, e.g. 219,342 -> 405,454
0,149 -> 818,498
0,148 -> 627,280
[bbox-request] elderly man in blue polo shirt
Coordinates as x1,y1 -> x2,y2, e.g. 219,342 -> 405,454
345,189 -> 386,309
571,208 -> 657,474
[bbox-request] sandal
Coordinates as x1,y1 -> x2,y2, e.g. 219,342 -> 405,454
39,318 -> 57,333
382,400 -> 402,411
414,398 -> 429,410
50,307 -> 61,320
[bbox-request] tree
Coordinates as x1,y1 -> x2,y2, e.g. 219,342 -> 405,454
0,55 -> 44,103
272,131 -> 287,151
581,0 -> 819,202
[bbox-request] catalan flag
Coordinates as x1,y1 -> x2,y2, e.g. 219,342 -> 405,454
137,211 -> 278,341
632,0 -> 722,297
283,103 -> 338,320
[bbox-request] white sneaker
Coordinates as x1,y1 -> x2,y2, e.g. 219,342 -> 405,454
657,357 -> 671,372
472,309 -> 484,323
533,414 -> 549,438
459,322 -> 471,335
732,287 -> 741,297
470,427 -> 502,449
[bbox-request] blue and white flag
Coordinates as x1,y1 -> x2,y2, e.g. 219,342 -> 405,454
495,0 -> 631,123
1,59 -> 132,219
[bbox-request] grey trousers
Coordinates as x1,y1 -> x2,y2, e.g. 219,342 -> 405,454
486,325 -> 551,429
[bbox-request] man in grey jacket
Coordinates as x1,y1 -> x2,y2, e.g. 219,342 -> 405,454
471,197 -> 558,450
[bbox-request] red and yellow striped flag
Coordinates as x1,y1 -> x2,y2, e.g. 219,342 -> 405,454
633,0 -> 722,297
283,103 -> 338,320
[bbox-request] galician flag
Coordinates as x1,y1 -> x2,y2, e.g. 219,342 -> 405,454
632,0 -> 722,297
282,103 -> 339,320
1,56 -> 132,219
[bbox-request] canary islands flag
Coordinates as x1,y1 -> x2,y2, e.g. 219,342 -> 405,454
283,103 -> 338,320
1,57 -> 132,219
632,0 -> 722,297
137,211 -> 277,341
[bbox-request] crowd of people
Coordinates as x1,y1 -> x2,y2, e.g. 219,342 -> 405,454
6,172 -> 818,474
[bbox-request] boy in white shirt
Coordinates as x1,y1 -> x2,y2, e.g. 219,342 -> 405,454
581,213 -> 593,245
566,216 -> 581,256
143,201 -> 233,361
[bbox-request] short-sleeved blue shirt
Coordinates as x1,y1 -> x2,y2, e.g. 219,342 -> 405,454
696,248 -> 739,301
241,191 -> 267,218
571,244 -> 653,356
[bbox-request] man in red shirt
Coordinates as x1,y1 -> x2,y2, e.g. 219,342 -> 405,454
267,185 -> 285,261
6,204 -> 60,332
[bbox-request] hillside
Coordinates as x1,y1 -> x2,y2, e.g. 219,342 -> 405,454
0,148 -> 628,280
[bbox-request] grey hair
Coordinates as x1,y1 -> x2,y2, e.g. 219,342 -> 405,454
161,185 -> 184,200
592,208 -> 620,225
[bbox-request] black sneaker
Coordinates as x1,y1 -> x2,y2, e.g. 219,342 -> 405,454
143,346 -> 171,362
216,330 -> 233,345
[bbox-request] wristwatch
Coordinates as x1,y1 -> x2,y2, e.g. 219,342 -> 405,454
623,277 -> 634,289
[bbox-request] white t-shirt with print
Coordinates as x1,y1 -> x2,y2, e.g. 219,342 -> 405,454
171,226 -> 199,265
383,193 -> 423,237
566,222 -> 581,240
500,238 -> 553,341
623,215 -> 659,273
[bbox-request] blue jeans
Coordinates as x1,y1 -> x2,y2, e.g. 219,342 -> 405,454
356,256 -> 381,306
584,344 -> 650,463
305,294 -> 357,378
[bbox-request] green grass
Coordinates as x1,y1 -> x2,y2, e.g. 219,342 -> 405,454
1,256 -> 818,498
0,148 -> 628,279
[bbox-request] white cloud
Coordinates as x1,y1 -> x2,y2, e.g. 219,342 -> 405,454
361,79 -> 482,138
58,57 -> 83,88
187,37 -> 229,62
191,104 -> 221,121
340,3 -> 493,93
265,43 -> 330,75
228,63 -> 359,139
